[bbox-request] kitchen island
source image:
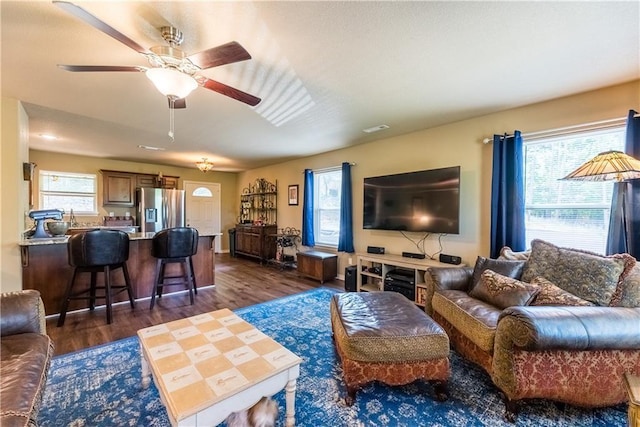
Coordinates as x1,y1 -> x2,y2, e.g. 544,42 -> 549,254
20,232 -> 220,316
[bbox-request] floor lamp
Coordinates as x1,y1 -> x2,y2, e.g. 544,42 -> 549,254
561,150 -> 640,253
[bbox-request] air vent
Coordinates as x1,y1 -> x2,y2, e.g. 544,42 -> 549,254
138,145 -> 165,151
363,124 -> 390,133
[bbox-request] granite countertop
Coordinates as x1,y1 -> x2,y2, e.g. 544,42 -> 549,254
19,231 -> 222,246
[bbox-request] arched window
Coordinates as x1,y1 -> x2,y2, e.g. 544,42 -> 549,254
192,187 -> 213,197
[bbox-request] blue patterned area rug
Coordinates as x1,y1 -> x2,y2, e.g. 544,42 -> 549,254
39,288 -> 627,426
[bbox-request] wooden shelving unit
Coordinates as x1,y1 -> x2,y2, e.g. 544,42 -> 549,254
238,179 -> 277,225
356,253 -> 466,307
235,178 -> 278,263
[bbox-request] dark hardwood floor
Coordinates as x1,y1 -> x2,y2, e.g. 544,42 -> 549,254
45,253 -> 344,355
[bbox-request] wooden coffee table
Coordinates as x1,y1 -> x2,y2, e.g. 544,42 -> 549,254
137,309 -> 301,426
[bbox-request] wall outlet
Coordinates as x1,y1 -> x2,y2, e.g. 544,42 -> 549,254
348,257 -> 353,265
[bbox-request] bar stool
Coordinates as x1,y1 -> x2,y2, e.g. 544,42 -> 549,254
150,227 -> 199,309
189,230 -> 199,295
58,229 -> 135,326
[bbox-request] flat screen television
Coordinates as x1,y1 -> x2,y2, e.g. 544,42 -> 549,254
363,166 -> 460,233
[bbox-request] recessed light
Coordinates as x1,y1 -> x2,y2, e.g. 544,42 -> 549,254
39,133 -> 58,140
138,145 -> 165,151
363,124 -> 390,133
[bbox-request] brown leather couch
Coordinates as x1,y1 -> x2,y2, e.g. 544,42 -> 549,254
426,245 -> 640,421
0,290 -> 54,427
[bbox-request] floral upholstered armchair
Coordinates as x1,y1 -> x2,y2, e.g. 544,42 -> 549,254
426,239 -> 640,421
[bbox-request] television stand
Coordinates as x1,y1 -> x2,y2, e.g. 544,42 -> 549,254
356,253 -> 466,307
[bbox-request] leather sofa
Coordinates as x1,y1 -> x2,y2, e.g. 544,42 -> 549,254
425,240 -> 640,421
0,290 -> 54,427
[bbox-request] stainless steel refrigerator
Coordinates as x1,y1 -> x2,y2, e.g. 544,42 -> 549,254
136,187 -> 185,233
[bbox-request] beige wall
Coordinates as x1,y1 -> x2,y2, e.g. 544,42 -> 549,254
1,98 -> 30,292
28,151 -> 239,250
4,81 -> 638,288
239,80 -> 640,275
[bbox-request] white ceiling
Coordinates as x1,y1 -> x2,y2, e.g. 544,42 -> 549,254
2,1 -> 639,172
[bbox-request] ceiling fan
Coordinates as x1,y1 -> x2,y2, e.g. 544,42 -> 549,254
54,1 -> 261,109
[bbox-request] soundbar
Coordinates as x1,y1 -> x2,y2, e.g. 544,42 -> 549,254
439,253 -> 462,265
367,246 -> 385,254
402,251 -> 425,259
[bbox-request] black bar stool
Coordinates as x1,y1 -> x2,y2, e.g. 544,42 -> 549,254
58,229 -> 135,326
189,230 -> 199,295
150,227 -> 199,309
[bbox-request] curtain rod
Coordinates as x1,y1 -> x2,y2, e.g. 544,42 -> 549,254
482,114 -> 638,144
302,162 -> 356,173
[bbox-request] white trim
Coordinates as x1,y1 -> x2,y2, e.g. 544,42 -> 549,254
483,116 -> 627,143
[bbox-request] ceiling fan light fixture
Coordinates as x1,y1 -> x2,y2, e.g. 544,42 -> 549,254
146,67 -> 198,99
196,158 -> 214,173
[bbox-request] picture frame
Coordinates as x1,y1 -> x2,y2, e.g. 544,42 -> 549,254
288,184 -> 299,206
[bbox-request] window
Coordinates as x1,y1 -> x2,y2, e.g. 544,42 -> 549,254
39,170 -> 97,215
524,127 -> 625,253
314,169 -> 342,246
192,187 -> 213,197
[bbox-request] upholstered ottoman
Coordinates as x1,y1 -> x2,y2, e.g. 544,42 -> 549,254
330,291 -> 450,405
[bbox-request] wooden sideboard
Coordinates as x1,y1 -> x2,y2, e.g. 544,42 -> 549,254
235,224 -> 277,262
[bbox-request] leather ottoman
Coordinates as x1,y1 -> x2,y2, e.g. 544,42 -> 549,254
330,291 -> 450,405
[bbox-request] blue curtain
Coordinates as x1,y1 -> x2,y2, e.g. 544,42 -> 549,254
338,162 -> 355,252
606,110 -> 640,256
302,169 -> 315,246
490,130 -> 526,258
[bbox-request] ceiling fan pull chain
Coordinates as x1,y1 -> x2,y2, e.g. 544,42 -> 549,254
168,97 -> 175,141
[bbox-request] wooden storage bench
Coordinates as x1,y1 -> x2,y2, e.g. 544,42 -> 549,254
297,250 -> 337,283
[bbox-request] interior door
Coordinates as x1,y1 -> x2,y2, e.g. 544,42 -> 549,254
184,181 -> 221,252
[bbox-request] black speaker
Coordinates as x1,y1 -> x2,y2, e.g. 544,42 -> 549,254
367,246 -> 385,254
345,265 -> 357,292
439,253 -> 462,265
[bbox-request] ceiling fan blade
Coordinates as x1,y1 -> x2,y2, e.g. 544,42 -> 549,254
168,98 -> 187,109
202,78 -> 261,106
58,65 -> 145,72
187,41 -> 251,69
53,1 -> 149,54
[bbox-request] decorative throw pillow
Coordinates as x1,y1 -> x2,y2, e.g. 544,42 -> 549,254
608,253 -> 638,306
498,246 -> 531,261
469,269 -> 540,309
613,264 -> 640,308
530,276 -> 595,307
521,239 -> 634,306
471,256 -> 526,291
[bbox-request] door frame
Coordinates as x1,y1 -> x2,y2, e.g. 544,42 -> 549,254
183,180 -> 222,253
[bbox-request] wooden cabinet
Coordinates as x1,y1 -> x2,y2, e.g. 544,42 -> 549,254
137,174 -> 179,189
160,176 -> 179,189
102,171 -> 135,207
102,170 -> 179,207
235,224 -> 277,262
136,174 -> 157,188
21,235 -> 217,315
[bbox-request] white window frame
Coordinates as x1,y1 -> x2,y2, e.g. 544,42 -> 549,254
39,170 -> 98,215
313,168 -> 342,247
523,125 -> 625,253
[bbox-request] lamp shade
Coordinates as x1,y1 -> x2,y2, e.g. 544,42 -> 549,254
561,150 -> 640,182
146,67 -> 198,99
